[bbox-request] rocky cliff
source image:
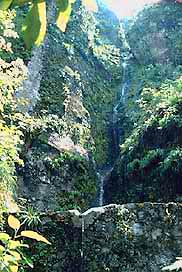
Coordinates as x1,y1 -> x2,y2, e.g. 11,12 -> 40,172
17,1 -> 122,211
105,1 -> 182,206
11,0 -> 182,271
29,203 -> 182,272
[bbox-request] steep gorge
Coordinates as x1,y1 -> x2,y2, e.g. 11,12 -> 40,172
9,0 -> 182,271
16,2 -> 181,217
16,0 -> 123,211
105,1 -> 182,206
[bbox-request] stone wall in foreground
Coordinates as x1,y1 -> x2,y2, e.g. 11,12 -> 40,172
31,203 -> 182,272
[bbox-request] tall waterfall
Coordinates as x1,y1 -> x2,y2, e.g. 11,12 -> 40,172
95,59 -> 130,207
16,0 -> 56,113
113,60 -> 129,117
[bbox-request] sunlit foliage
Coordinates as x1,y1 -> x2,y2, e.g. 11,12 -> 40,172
0,0 -> 98,49
0,10 -> 27,219
0,215 -> 50,272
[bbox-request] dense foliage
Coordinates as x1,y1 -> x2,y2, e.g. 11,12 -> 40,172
127,1 -> 182,65
105,2 -> 182,205
0,215 -> 50,272
0,10 -> 27,220
0,0 -> 98,49
0,1 -> 182,271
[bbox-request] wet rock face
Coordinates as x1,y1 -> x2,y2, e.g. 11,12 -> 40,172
31,203 -> 182,271
35,1 -> 122,165
17,2 -> 122,211
104,2 -> 182,206
127,2 -> 182,65
18,142 -> 96,211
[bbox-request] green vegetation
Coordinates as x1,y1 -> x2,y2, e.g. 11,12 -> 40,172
106,72 -> 182,203
0,10 -> 27,220
104,1 -> 182,205
0,215 -> 50,272
0,0 -> 98,48
1,0 -> 182,271
127,2 -> 182,65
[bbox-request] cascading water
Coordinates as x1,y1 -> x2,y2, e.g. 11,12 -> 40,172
15,0 -> 56,113
96,167 -> 113,206
113,60 -> 129,116
95,57 -> 131,207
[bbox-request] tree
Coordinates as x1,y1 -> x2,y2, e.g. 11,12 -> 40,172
0,0 -> 98,49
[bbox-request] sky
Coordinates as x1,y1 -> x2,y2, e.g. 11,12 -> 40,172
102,0 -> 160,18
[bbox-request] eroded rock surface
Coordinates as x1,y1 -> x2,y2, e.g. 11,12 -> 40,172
31,203 -> 182,271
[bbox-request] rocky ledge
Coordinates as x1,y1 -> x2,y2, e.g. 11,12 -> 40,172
32,202 -> 182,272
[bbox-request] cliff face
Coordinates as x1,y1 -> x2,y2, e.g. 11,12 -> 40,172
16,0 -> 182,216
127,2 -> 182,65
12,1 -> 182,271
17,1 -> 122,211
105,1 -> 182,205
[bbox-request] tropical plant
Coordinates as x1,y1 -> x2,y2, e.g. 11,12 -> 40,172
0,215 -> 51,272
0,9 -> 27,220
19,206 -> 41,228
0,0 -> 98,49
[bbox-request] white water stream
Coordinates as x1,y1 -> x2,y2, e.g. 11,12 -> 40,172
15,0 -> 131,211
97,167 -> 113,206
96,59 -> 130,207
113,60 -> 129,117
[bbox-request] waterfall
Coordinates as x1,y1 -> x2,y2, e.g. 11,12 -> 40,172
80,215 -> 85,271
98,172 -> 104,206
95,57 -> 131,207
113,60 -> 129,116
97,168 -> 113,206
15,0 -> 56,113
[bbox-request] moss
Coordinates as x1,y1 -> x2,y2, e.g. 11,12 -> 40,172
136,203 -> 145,209
106,4 -> 182,204
127,2 -> 182,65
26,214 -> 82,272
32,3 -> 122,167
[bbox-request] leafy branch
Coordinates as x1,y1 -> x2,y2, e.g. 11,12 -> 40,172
0,215 -> 51,272
0,0 -> 98,49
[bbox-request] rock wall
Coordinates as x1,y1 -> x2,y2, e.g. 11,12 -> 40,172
13,2 -> 182,271
127,1 -> 182,65
17,1 -> 122,211
105,1 -> 182,205
30,203 -> 182,271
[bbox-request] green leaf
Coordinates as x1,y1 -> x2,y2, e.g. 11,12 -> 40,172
9,265 -> 19,272
56,0 -> 69,12
21,0 -> 47,49
22,255 -> 34,268
9,240 -> 21,249
8,215 -> 21,230
56,0 -> 75,32
21,230 -> 51,245
0,0 -> 13,10
0,245 -> 5,252
9,251 -> 21,261
0,232 -> 10,241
